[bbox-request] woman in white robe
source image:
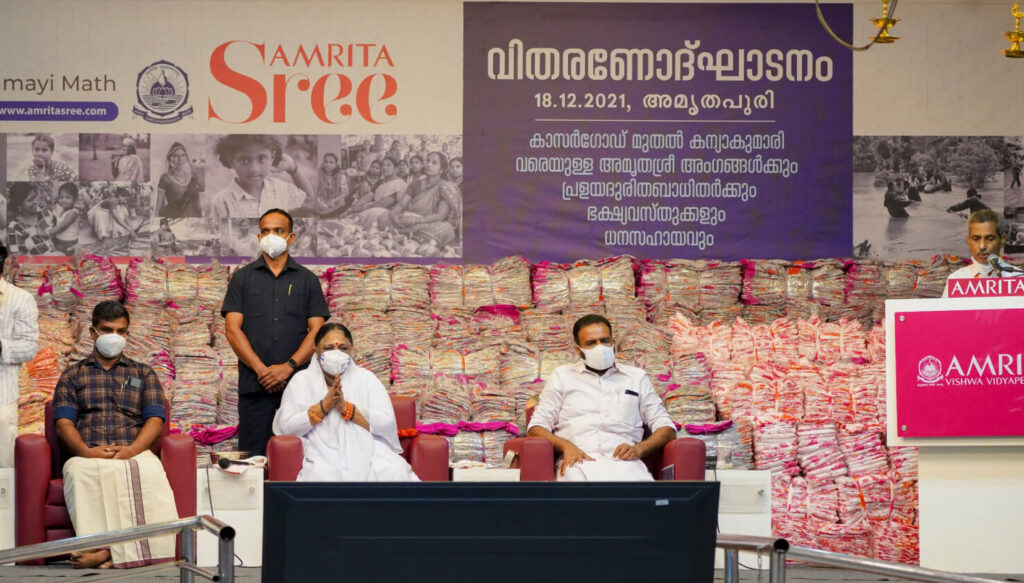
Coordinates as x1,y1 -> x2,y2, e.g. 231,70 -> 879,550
272,323 -> 418,482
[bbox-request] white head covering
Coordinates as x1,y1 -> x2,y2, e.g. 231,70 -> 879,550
271,356 -> 330,436
271,355 -> 405,481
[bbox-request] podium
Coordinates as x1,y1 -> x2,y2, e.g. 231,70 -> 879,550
886,292 -> 1024,573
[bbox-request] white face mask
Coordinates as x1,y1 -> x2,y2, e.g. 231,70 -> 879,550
95,333 -> 127,359
259,234 -> 289,259
580,344 -> 615,370
319,350 -> 352,376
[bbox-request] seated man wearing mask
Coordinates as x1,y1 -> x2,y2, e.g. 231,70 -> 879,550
527,314 -> 676,481
52,301 -> 177,569
943,208 -> 1024,297
272,322 -> 418,481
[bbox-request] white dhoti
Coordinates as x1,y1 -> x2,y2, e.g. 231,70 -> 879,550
63,450 -> 178,568
557,454 -> 654,482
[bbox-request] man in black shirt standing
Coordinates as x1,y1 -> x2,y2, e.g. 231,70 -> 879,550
221,208 -> 329,456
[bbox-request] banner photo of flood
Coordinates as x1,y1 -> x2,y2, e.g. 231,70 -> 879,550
852,136 -> 1020,259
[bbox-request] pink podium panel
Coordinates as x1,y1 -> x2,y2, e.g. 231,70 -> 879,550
894,308 -> 1024,437
946,277 -> 1024,298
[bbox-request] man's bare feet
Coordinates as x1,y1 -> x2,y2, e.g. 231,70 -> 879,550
70,548 -> 111,569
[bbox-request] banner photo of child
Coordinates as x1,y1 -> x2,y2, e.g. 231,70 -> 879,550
47,181 -> 81,255
6,133 -> 78,183
5,182 -> 53,255
4,179 -> 152,257
201,134 -> 317,219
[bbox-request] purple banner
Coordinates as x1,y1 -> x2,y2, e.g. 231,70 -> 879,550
0,101 -> 118,122
463,3 -> 852,263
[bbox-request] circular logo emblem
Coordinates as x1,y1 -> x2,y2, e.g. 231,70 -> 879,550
133,60 -> 193,124
917,355 -> 943,384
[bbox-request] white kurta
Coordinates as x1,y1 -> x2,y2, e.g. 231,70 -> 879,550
272,361 -> 418,482
528,361 -> 675,482
0,278 -> 38,467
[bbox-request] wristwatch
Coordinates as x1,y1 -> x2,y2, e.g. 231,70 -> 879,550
287,358 -> 298,370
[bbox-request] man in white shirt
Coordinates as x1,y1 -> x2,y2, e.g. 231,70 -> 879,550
0,243 -> 39,466
943,209 -> 1023,296
528,314 -> 676,481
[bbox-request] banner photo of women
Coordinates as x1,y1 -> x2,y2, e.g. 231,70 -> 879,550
2,131 -> 462,261
4,178 -> 154,257
314,135 -> 463,258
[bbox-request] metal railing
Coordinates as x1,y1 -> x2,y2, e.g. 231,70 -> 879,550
716,533 -> 1007,583
716,533 -> 789,582
0,515 -> 235,583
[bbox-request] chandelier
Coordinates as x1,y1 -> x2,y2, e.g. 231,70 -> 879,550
1003,2 -> 1024,58
815,0 -> 899,51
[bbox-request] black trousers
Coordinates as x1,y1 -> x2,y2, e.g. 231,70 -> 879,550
238,390 -> 283,456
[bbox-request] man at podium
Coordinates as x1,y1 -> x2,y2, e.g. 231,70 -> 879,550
943,209 -> 1023,296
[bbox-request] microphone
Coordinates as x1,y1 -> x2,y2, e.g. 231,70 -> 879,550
217,457 -> 251,470
990,255 -> 1004,276
987,254 -> 1024,272
991,256 -> 1024,274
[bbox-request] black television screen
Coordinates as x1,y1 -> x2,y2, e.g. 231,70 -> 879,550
262,482 -> 720,583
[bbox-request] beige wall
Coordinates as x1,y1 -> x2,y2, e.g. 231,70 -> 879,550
850,0 -> 1024,135
469,0 -> 1024,136
3,1 -> 1018,136
0,1 -> 464,134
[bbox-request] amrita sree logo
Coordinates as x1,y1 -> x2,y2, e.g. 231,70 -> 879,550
917,355 -> 943,384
